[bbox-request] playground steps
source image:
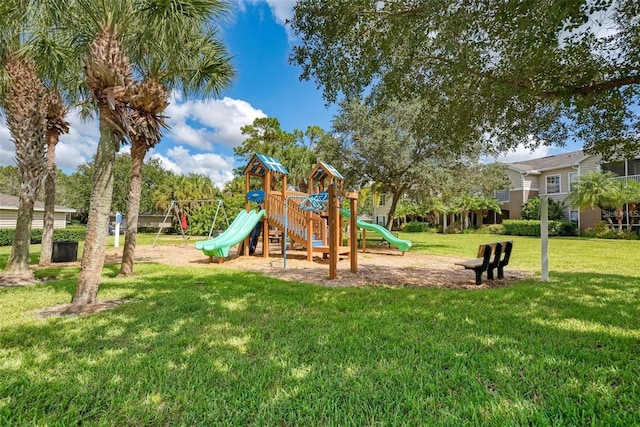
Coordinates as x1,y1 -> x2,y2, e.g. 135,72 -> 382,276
310,245 -> 351,255
267,194 -> 327,252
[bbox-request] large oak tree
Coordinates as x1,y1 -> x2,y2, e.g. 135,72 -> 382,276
290,0 -> 640,159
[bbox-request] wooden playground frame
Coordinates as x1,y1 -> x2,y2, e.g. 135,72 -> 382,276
242,154 -> 357,279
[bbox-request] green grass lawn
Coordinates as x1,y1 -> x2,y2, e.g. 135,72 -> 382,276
1,234 -> 639,425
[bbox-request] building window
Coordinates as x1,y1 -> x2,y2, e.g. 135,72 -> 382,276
628,158 -> 640,176
379,194 -> 386,206
602,161 -> 625,176
569,210 -> 579,223
546,175 -> 560,194
494,189 -> 510,202
376,215 -> 386,226
569,172 -> 578,192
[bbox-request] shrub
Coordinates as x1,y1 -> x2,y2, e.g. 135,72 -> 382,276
521,197 -> 565,220
404,221 -> 430,232
445,222 -> 461,234
583,221 -> 639,239
487,224 -> 505,234
502,219 -> 577,237
0,226 -> 87,246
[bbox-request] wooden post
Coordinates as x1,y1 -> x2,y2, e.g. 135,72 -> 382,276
362,229 -> 367,252
243,172 -> 250,256
306,210 -> 313,261
328,184 -> 338,279
349,194 -> 358,273
262,217 -> 269,258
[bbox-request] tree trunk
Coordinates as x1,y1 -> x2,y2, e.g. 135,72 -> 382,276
71,114 -> 118,307
386,191 -> 403,231
118,141 -> 146,277
39,132 -> 58,267
616,208 -> 624,232
4,197 -> 36,279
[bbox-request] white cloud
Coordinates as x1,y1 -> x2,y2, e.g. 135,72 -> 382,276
165,95 -> 266,150
0,119 -> 14,166
1,108 -> 99,171
151,145 -> 235,188
57,109 -> 100,170
236,0 -> 297,40
236,0 -> 295,24
485,143 -> 551,164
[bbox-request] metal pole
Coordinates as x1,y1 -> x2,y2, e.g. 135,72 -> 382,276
541,195 -> 549,282
152,201 -> 175,247
207,200 -> 223,239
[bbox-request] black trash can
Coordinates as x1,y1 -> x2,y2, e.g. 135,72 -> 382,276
52,240 -> 78,263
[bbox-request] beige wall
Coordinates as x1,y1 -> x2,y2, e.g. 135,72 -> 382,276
505,169 -> 522,188
372,192 -> 391,225
579,155 -> 600,174
0,209 -> 68,229
504,189 -> 524,219
580,207 -> 602,232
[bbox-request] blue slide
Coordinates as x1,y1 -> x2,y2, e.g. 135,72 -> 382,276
340,209 -> 412,252
195,209 -> 266,258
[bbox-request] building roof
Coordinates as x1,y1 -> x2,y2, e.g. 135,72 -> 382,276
309,161 -> 344,181
243,153 -> 289,176
0,193 -> 76,213
505,150 -> 590,172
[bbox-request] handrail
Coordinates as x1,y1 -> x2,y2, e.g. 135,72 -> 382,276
268,193 -> 326,245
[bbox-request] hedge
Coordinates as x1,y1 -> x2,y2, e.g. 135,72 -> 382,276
502,219 -> 578,237
0,226 -> 87,246
404,221 -> 432,232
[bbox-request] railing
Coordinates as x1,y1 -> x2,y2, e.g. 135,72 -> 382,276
611,174 -> 640,184
267,193 -> 326,246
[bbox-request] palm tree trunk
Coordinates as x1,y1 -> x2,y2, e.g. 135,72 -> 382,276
39,132 -> 58,267
118,141 -> 145,276
4,197 -> 36,279
71,113 -> 118,307
616,208 -> 624,232
2,56 -> 47,279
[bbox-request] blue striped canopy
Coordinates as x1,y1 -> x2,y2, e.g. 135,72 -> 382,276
311,161 -> 344,181
244,153 -> 289,176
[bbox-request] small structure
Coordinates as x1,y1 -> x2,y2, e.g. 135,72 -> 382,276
307,161 -> 344,193
243,153 -> 289,257
0,193 -> 75,229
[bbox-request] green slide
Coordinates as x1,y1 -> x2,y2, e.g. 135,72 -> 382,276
195,209 -> 266,258
340,209 -> 412,252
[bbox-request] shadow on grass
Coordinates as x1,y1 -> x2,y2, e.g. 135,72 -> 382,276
1,263 -> 639,425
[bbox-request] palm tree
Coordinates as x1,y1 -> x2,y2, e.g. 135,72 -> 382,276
451,193 -> 480,230
71,19 -> 136,307
118,79 -> 169,277
474,194 -> 502,227
0,2 -> 73,278
569,171 -> 619,229
65,0 -> 234,308
621,180 -> 640,230
0,54 -> 48,279
39,90 -> 70,267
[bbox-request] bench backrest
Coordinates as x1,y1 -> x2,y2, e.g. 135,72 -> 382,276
477,244 -> 493,269
499,241 -> 513,266
477,241 -> 513,259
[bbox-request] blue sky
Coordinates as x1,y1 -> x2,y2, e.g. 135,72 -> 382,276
0,0 -> 571,187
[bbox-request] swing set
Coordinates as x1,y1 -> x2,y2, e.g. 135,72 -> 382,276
152,199 -> 229,247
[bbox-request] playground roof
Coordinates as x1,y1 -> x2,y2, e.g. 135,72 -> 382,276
309,161 -> 344,181
244,153 -> 289,176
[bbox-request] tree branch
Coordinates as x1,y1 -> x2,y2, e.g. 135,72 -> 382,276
422,54 -> 640,98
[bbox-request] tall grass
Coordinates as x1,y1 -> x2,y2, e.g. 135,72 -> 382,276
1,234 -> 639,425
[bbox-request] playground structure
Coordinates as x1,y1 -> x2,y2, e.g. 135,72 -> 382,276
195,153 -> 412,279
